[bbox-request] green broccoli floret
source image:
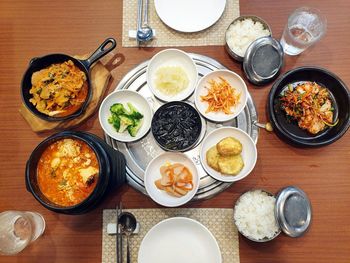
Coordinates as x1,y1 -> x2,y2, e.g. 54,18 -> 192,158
126,102 -> 143,120
118,115 -> 134,133
127,119 -> 143,137
108,102 -> 144,135
108,114 -> 121,131
110,103 -> 126,115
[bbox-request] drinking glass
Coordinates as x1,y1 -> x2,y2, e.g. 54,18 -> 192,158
280,7 -> 327,55
0,211 -> 45,255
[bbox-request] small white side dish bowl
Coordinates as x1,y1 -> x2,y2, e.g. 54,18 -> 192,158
194,69 -> 248,122
98,90 -> 152,142
144,152 -> 199,207
146,49 -> 198,102
200,127 -> 257,182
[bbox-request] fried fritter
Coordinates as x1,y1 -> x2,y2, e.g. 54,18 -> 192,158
217,154 -> 244,175
216,137 -> 242,156
206,146 -> 220,171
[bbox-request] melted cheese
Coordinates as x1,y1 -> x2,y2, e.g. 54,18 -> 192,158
56,139 -> 80,157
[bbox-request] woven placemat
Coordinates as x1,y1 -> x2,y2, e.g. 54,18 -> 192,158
102,208 -> 239,263
122,0 -> 240,47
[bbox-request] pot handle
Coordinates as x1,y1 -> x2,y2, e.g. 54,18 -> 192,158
105,147 -> 126,189
29,57 -> 39,65
81,38 -> 117,69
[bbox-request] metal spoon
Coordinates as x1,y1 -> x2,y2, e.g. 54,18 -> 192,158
119,212 -> 137,263
253,121 -> 274,132
136,0 -> 143,46
136,0 -> 154,42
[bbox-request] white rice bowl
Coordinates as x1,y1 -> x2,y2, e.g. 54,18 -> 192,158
226,18 -> 270,57
234,189 -> 280,241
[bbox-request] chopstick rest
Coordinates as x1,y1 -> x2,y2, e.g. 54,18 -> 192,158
128,29 -> 156,39
107,223 -> 140,235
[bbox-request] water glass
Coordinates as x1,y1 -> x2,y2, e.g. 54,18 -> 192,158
280,7 -> 327,55
0,211 -> 45,255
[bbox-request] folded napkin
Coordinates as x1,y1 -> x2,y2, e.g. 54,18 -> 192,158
19,55 -> 111,132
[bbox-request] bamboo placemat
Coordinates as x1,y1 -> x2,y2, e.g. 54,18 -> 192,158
102,208 -> 240,263
122,0 -> 240,47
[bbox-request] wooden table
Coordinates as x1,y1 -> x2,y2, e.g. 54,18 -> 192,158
1,0 -> 349,262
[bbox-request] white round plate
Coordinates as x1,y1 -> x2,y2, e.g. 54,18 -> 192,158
138,217 -> 222,263
146,49 -> 198,102
144,152 -> 199,207
200,127 -> 257,182
154,0 -> 226,33
195,69 -> 248,122
98,90 -> 152,142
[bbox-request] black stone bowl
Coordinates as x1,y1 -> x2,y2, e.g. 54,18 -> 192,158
268,67 -> 350,147
25,131 -> 125,214
151,101 -> 202,152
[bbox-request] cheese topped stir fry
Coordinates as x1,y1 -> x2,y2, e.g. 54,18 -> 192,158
37,138 -> 99,206
29,60 -> 88,117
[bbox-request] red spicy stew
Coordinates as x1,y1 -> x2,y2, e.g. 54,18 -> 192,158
37,138 -> 99,206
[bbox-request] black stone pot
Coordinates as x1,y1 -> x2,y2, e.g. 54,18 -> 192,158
268,67 -> 350,147
25,131 -> 125,214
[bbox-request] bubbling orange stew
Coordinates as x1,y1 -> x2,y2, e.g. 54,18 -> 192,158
37,138 -> 99,206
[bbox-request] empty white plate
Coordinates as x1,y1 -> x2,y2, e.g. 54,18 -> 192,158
154,0 -> 227,32
138,217 -> 222,263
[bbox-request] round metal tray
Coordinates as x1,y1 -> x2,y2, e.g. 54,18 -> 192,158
104,53 -> 259,200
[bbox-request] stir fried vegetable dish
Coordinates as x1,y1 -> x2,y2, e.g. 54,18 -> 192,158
29,60 -> 88,117
280,82 -> 338,134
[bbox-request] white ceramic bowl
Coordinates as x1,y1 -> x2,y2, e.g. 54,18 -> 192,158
144,152 -> 199,207
194,69 -> 248,122
200,127 -> 257,182
146,49 -> 198,102
98,90 -> 152,142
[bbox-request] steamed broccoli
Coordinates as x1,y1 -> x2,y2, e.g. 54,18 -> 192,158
108,114 -> 120,131
110,103 -> 125,115
108,102 -> 143,136
118,115 -> 134,133
127,118 -> 142,137
126,102 -> 143,120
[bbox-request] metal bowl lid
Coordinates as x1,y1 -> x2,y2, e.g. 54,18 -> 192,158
275,186 -> 312,237
243,36 -> 284,85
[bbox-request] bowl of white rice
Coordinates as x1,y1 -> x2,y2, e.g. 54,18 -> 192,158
233,189 -> 281,242
225,16 -> 271,62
